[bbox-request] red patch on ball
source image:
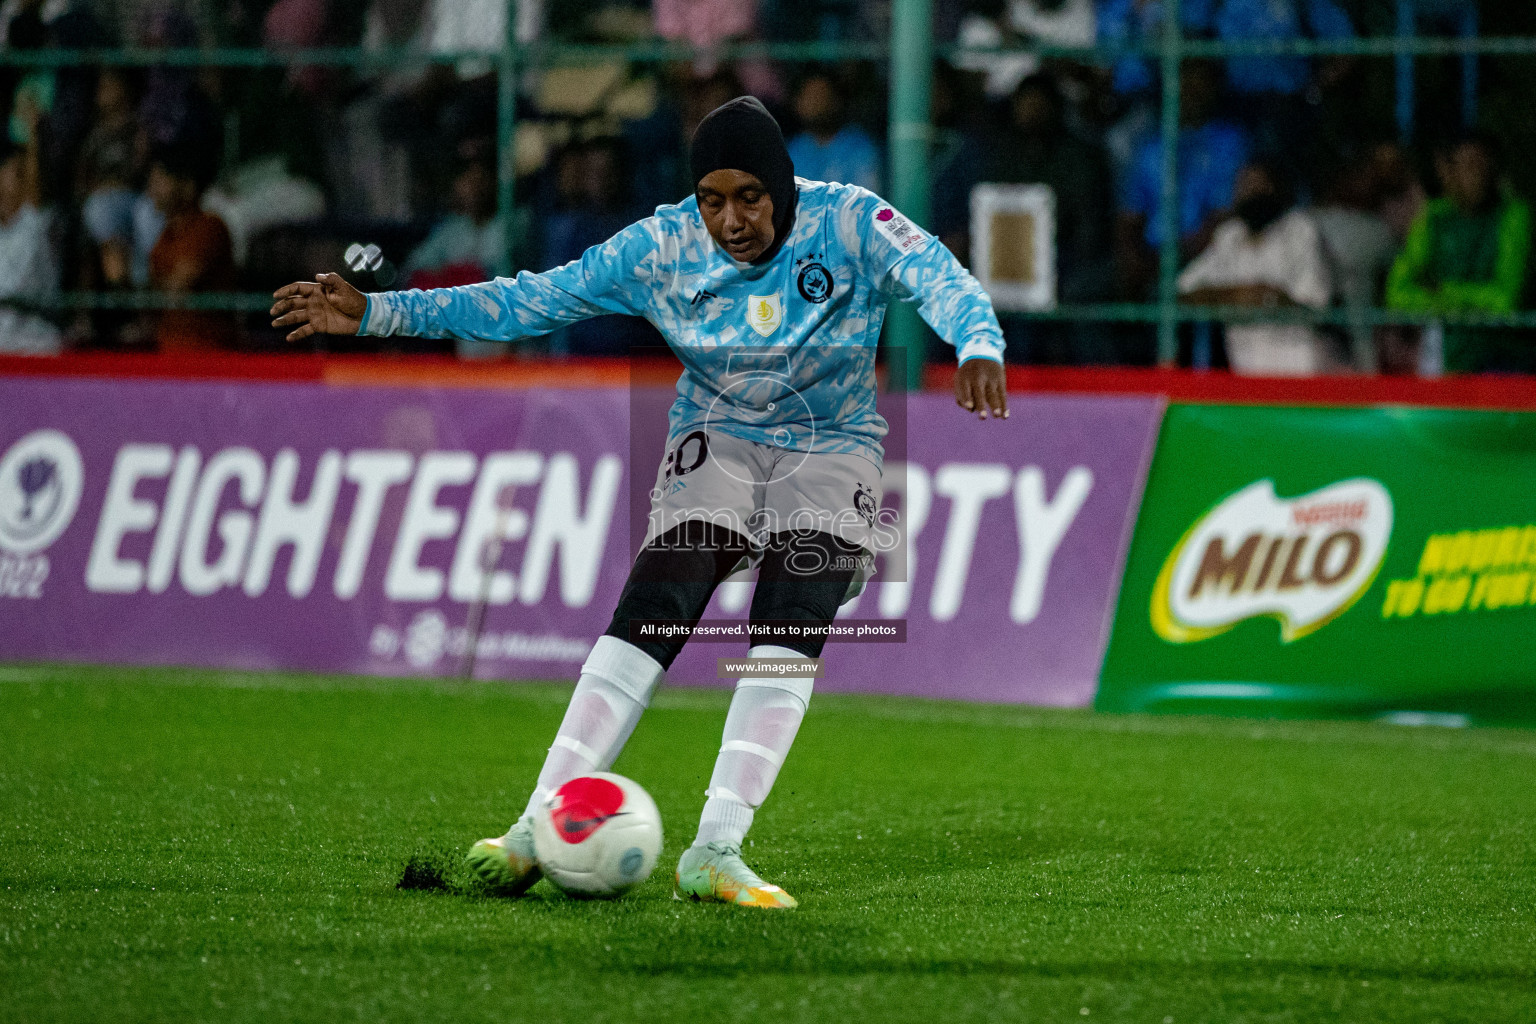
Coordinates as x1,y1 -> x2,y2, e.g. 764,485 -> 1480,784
550,776 -> 625,844
876,208 -> 894,222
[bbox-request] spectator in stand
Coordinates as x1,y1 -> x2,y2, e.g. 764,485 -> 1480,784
539,137 -> 652,356
44,3 -> 112,183
1116,59 -> 1247,299
955,0 -> 1096,102
540,139 -> 635,270
1094,0 -> 1215,182
929,60 -> 992,255
674,70 -> 745,199
369,0 -> 502,217
1368,140 -> 1429,373
1386,134 -> 1533,375
132,6 -> 221,267
252,0 -> 345,194
144,141 -> 237,352
0,111 -> 61,355
1312,150 -> 1398,372
403,155 -> 511,360
419,0 -> 503,143
997,75 -> 1112,301
262,0 -> 331,97
1370,140 -> 1427,244
82,0 -> 216,48
762,0 -> 869,41
654,0 -> 777,99
77,68 -> 146,289
1212,0 -> 1355,177
137,7 -> 219,153
1178,159 -> 1337,375
987,72 -> 1115,362
404,157 -> 509,289
654,0 -> 755,50
786,70 -> 880,192
0,1 -> 107,196
322,0 -> 423,223
681,70 -> 746,150
1095,0 -> 1214,98
4,0 -> 52,154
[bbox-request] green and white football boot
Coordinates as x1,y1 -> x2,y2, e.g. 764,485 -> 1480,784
674,842 -> 797,909
464,819 -> 541,896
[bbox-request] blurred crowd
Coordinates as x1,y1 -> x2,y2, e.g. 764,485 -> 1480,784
1,0 -> 1534,375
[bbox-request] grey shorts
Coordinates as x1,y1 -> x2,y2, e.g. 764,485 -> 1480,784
644,428 -> 883,601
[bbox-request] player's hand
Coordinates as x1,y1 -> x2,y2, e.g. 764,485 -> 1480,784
954,357 -> 1008,421
270,273 -> 367,342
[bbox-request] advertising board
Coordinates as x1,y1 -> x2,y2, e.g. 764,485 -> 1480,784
0,378 -> 1159,706
1099,404 -> 1536,723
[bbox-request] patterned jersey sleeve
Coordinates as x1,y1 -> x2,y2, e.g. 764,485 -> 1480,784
837,187 -> 1005,365
359,219 -> 657,341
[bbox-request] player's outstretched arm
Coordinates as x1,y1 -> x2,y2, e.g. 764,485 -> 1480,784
954,356 -> 1009,421
848,188 -> 1010,422
876,229 -> 1010,422
273,221 -> 655,344
270,273 -> 367,342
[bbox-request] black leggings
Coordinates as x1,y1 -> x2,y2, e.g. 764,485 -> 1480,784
604,521 -> 861,667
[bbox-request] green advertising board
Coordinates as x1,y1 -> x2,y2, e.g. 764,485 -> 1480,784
1098,404 -> 1536,724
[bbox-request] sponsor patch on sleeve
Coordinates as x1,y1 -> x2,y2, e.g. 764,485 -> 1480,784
872,206 -> 927,254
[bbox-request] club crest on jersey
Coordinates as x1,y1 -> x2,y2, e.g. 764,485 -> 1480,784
796,254 -> 833,303
747,293 -> 783,337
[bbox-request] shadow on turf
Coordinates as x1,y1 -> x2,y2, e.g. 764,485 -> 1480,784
386,856 -> 1536,990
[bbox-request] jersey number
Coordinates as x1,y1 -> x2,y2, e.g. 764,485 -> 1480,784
664,431 -> 709,481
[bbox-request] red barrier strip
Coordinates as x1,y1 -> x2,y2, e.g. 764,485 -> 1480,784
6,353 -> 1536,410
0,353 -> 685,389
0,351 -> 329,382
924,364 -> 1536,411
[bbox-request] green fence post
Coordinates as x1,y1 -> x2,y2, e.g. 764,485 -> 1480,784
887,0 -> 933,391
497,1 -> 519,274
1156,0 -> 1183,365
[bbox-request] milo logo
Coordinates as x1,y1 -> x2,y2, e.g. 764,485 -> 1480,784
1152,478 -> 1393,643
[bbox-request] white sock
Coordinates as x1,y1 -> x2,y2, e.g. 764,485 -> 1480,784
694,645 -> 813,849
518,636 -> 664,824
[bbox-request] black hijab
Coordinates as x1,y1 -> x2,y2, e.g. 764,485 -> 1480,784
690,96 -> 798,264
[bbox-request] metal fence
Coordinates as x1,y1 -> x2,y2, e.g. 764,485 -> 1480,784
5,0 -> 1536,387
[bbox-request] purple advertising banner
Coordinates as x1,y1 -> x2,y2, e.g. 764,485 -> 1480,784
0,377 -> 1160,706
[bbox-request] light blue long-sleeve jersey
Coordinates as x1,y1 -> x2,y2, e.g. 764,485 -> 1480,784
361,179 -> 1005,465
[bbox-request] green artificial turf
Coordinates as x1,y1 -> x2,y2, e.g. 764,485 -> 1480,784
1,664 -> 1533,1023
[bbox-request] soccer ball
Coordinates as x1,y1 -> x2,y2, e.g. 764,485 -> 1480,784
532,773 -> 663,898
